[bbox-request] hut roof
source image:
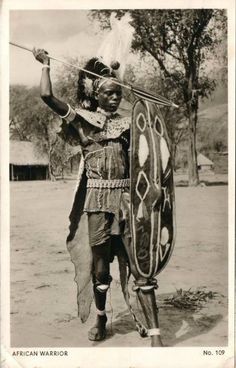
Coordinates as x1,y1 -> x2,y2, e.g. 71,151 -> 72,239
10,141 -> 49,166
197,153 -> 214,166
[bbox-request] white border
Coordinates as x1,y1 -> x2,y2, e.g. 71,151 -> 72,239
1,1 -> 235,367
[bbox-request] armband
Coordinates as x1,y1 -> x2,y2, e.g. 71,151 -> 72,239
59,104 -> 77,123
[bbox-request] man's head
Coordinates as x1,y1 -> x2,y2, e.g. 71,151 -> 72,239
77,58 -> 123,112
95,79 -> 122,113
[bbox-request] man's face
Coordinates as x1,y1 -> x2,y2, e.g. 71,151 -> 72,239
97,80 -> 122,113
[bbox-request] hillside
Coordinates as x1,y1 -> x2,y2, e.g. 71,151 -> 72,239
199,82 -> 227,110
197,102 -> 228,173
197,103 -> 227,149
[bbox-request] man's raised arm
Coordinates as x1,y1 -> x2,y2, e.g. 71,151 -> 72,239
33,48 -> 69,118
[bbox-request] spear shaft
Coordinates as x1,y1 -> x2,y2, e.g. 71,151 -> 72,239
10,41 -> 179,108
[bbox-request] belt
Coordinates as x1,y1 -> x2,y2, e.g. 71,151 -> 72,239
87,178 -> 130,189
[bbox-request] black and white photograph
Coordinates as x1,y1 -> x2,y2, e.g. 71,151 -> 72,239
1,1 -> 235,367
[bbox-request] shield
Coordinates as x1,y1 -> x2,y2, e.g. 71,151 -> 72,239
130,100 -> 176,279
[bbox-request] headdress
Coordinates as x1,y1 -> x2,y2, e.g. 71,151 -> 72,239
96,13 -> 134,81
77,57 -> 116,111
77,14 -> 134,111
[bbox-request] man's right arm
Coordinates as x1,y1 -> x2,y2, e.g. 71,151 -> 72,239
33,48 -> 90,145
33,47 -> 70,117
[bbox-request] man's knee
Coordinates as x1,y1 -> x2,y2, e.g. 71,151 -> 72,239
95,271 -> 110,285
93,272 -> 112,285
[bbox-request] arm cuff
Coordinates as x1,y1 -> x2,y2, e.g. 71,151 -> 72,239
59,104 -> 77,123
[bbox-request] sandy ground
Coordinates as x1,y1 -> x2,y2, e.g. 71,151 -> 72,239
10,177 -> 228,347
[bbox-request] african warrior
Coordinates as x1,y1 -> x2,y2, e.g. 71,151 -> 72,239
33,46 -> 164,347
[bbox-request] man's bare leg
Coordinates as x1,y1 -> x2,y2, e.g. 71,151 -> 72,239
136,286 -> 163,347
88,283 -> 108,341
88,243 -> 111,341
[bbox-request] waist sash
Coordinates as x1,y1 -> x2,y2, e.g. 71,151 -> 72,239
87,178 -> 130,189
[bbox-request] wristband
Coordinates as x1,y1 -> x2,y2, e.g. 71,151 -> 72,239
42,65 -> 50,69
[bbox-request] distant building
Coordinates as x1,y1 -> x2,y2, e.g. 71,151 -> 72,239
197,153 -> 214,172
10,141 -> 49,181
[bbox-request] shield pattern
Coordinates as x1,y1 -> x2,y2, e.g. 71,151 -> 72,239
130,100 -> 176,279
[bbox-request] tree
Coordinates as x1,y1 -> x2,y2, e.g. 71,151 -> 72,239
53,56 -> 84,105
123,57 -> 188,169
90,9 -> 227,185
10,85 -> 38,141
10,85 -> 77,179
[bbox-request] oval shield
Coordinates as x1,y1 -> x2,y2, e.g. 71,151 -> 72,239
130,100 -> 176,279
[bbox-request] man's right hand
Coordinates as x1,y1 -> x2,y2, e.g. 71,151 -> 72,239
33,48 -> 50,65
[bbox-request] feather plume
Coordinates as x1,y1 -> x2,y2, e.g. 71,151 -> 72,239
97,13 -> 134,80
83,77 -> 94,96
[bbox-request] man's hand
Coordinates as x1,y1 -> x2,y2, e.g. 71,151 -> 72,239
33,48 -> 50,65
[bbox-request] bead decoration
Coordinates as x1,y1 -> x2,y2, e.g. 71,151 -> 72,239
87,178 -> 130,189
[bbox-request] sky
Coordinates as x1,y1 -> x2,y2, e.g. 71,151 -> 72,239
9,9 -> 228,89
10,10 -> 105,86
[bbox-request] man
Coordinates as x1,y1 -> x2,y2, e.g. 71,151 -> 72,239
33,48 -> 131,341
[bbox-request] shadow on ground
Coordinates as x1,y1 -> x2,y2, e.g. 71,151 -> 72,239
92,292 -> 226,347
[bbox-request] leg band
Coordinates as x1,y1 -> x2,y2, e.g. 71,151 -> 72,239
148,328 -> 161,336
96,284 -> 110,293
94,275 -> 112,293
133,285 -> 157,292
133,278 -> 158,292
96,309 -> 106,316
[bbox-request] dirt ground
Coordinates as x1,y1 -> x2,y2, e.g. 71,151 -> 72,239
10,176 -> 228,347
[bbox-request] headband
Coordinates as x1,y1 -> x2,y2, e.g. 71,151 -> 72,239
94,77 -> 119,93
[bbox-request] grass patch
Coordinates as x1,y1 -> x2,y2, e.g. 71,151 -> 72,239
163,287 -> 222,310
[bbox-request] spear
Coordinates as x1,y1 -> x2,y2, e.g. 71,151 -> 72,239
10,41 -> 179,108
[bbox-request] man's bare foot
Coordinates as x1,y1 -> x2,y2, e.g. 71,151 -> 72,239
88,315 -> 107,341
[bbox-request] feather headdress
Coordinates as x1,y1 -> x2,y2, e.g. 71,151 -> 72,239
97,13 -> 134,80
77,14 -> 134,110
77,57 -> 115,111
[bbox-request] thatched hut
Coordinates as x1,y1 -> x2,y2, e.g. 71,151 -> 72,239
10,141 -> 49,181
197,153 -> 214,172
